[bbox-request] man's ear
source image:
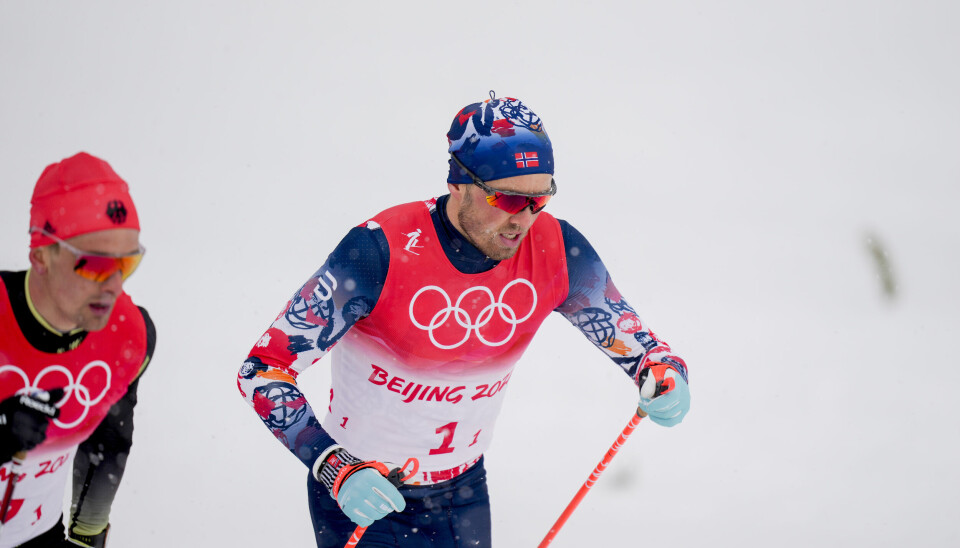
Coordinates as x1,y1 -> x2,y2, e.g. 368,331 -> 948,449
447,182 -> 466,202
29,246 -> 50,275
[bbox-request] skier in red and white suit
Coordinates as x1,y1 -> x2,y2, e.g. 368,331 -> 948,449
239,93 -> 690,547
0,153 -> 154,548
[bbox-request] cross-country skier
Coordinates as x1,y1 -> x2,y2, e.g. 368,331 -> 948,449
0,153 -> 155,548
238,93 -> 690,547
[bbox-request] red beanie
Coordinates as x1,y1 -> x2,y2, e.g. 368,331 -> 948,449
29,152 -> 140,248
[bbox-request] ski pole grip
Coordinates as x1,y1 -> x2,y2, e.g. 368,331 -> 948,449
637,407 -> 647,418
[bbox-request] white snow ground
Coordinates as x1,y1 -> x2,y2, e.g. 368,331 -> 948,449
1,2 -> 958,547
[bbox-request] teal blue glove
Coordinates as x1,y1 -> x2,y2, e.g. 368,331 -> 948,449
638,364 -> 690,427
336,467 -> 405,527
314,446 -> 406,527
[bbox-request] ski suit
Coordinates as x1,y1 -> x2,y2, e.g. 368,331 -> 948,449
0,271 -> 154,548
238,195 -> 687,546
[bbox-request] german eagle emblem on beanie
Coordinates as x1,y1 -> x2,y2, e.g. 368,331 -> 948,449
29,152 -> 139,248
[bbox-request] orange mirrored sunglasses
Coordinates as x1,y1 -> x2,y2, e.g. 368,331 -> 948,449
31,228 -> 145,282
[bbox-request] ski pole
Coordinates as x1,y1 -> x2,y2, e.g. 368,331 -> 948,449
344,526 -> 366,548
0,451 -> 27,535
343,457 -> 419,548
0,391 -> 59,538
538,408 -> 646,547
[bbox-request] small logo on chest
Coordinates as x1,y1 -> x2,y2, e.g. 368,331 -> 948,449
403,229 -> 424,255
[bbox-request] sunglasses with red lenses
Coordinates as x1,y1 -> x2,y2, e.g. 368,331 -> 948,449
31,228 -> 145,282
450,153 -> 557,215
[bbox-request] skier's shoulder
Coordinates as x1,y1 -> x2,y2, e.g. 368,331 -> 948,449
350,198 -> 439,259
133,304 -> 156,379
555,218 -> 601,262
365,197 -> 438,228
332,223 -> 390,271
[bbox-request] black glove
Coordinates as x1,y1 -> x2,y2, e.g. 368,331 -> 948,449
0,390 -> 62,463
68,524 -> 109,548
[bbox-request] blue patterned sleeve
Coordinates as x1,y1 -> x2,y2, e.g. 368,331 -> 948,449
237,224 -> 389,468
556,220 -> 688,384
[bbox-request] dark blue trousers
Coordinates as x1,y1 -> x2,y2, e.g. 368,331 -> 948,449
307,457 -> 492,548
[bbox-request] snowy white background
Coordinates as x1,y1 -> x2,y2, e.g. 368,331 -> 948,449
2,1 -> 959,546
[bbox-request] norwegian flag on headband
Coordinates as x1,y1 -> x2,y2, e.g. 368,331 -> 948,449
515,152 -> 539,168
446,94 -> 554,184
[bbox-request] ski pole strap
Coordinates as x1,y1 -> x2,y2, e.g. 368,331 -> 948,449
315,445 -> 398,499
331,461 -> 393,499
314,445 -> 363,493
17,394 -> 59,419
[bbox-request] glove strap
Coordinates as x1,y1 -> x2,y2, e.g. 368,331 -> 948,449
638,363 -> 680,398
331,461 -> 392,499
314,445 -> 362,493
16,394 -> 59,419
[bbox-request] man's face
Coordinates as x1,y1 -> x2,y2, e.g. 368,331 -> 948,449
448,173 -> 554,261
31,229 -> 141,332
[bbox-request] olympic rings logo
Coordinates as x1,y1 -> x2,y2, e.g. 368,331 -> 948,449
408,279 -> 538,349
0,361 -> 112,429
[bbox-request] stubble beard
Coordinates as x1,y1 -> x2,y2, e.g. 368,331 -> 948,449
457,202 -> 522,261
71,293 -> 117,332
79,312 -> 112,332
69,306 -> 111,333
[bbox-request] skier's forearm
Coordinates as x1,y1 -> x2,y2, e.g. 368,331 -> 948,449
237,225 -> 389,465
238,358 -> 336,467
556,220 -> 689,383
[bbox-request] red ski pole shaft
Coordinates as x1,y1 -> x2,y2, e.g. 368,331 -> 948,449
0,451 -> 27,532
344,526 -> 366,547
538,409 -> 646,548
